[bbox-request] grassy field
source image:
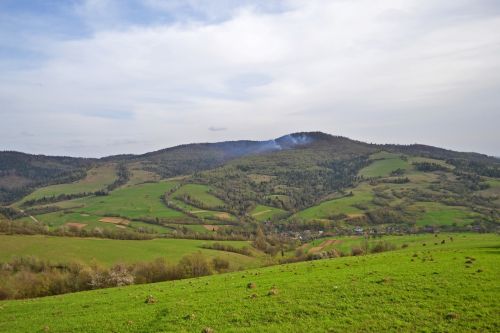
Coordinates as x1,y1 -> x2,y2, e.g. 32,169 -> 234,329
301,233 -> 477,255
63,181 -> 186,220
0,235 -> 257,267
250,204 -> 287,222
172,184 -> 225,208
16,164 -> 117,204
359,152 -> 410,178
295,185 -> 374,220
0,233 -> 497,332
170,199 -> 237,222
411,202 -> 479,226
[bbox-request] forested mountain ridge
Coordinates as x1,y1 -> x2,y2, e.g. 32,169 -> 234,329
1,132 -> 499,206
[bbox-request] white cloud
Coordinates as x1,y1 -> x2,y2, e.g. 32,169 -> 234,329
1,0 -> 500,156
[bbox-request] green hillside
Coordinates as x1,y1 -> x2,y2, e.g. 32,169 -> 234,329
0,235 -> 256,267
0,233 -> 497,332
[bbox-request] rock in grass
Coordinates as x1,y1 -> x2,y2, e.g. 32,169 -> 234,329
445,312 -> 459,320
267,287 -> 279,296
247,282 -> 256,289
202,327 -> 214,333
145,295 -> 157,304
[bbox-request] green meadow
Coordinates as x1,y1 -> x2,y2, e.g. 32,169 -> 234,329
172,184 -> 224,208
250,204 -> 287,222
296,186 -> 374,220
17,164 -> 117,204
412,202 -> 479,226
359,152 -> 410,178
0,233 -> 497,332
0,235 -> 257,267
66,181 -> 186,220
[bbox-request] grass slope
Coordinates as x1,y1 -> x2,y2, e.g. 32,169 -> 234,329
173,184 -> 224,208
359,152 -> 410,178
0,235 -> 256,267
296,186 -> 374,220
250,204 -> 287,222
67,181 -> 185,220
0,234 -> 497,332
16,164 -> 117,204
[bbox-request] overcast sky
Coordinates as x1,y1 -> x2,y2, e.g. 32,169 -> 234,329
1,0 -> 499,157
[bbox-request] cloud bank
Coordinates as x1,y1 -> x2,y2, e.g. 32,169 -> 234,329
1,0 -> 499,156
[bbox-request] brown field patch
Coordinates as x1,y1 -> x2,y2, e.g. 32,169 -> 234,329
215,212 -> 231,220
99,217 -> 130,225
80,213 -> 90,217
65,222 -> 87,230
203,225 -> 221,231
115,225 -> 126,229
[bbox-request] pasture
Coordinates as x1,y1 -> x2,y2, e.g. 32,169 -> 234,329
16,164 -> 117,204
0,233 -> 497,332
295,185 -> 374,220
250,204 -> 287,222
172,184 -> 224,208
359,152 -> 410,178
0,235 -> 257,267
66,181 -> 186,220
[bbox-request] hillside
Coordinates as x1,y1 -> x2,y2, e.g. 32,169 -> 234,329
0,233 -> 498,332
1,132 -> 499,240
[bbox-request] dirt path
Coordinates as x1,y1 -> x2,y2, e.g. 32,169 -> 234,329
252,209 -> 272,217
308,239 -> 339,253
19,209 -> 39,223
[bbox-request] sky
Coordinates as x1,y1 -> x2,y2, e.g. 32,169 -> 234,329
1,0 -> 499,157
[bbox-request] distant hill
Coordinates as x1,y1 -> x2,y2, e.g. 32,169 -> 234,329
1,131 -> 499,205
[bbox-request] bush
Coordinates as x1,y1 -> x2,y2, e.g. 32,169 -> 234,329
351,246 -> 364,256
178,252 -> 212,278
212,257 -> 230,272
370,241 -> 397,253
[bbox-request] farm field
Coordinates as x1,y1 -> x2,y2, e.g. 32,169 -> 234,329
295,185 -> 374,220
411,202 -> 479,226
301,233 -> 480,255
250,204 -> 287,222
64,181 -> 186,220
0,233 -> 497,332
16,164 -> 117,204
169,199 -> 237,222
359,152 -> 410,177
172,184 -> 224,208
0,235 -> 257,267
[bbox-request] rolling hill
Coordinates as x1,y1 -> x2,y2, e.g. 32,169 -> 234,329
1,132 -> 499,238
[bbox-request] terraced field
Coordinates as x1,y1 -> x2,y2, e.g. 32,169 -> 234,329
1,233 -> 497,332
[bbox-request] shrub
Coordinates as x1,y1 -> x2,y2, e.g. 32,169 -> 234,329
178,252 -> 212,278
351,246 -> 364,256
371,241 -> 397,253
212,257 -> 230,272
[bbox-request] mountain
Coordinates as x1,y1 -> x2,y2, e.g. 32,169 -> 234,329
1,132 -> 499,205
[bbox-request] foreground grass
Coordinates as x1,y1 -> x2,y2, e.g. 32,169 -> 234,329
0,234 -> 498,332
0,235 -> 257,267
